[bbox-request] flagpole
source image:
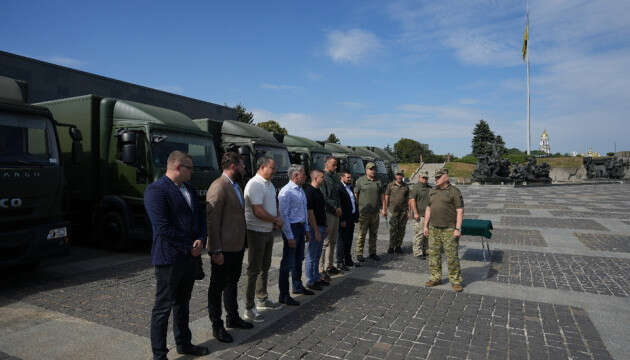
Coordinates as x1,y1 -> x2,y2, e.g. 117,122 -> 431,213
525,7 -> 531,155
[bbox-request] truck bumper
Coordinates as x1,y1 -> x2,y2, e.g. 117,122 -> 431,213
0,221 -> 70,266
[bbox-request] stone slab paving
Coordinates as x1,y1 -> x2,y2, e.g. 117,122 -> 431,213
465,208 -> 531,215
549,211 -> 630,220
574,233 -> 630,252
461,229 -> 547,247
221,278 -> 612,360
500,216 -> 609,231
464,249 -> 630,297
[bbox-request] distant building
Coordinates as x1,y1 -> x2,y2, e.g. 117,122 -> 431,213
539,130 -> 551,155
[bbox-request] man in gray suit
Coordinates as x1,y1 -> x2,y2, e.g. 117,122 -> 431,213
206,152 -> 253,343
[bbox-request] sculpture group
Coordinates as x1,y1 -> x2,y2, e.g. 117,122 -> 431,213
472,142 -> 551,184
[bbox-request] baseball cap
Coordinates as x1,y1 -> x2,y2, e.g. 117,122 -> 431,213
396,169 -> 404,176
434,168 -> 448,177
366,162 -> 375,169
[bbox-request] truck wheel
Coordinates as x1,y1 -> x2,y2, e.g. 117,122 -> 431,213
97,211 -> 130,251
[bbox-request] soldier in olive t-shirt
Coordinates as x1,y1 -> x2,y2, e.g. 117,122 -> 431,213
354,162 -> 385,261
423,168 -> 465,292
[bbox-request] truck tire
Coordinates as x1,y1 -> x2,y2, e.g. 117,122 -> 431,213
96,211 -> 130,251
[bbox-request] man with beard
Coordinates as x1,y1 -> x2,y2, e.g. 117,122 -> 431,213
206,152 -> 253,343
336,171 -> 359,270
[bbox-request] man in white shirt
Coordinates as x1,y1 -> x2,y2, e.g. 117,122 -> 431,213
243,157 -> 284,322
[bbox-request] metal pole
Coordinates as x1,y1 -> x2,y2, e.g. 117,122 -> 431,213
525,6 -> 531,155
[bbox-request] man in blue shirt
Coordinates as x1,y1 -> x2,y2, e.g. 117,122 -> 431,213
144,150 -> 209,360
278,164 -> 312,305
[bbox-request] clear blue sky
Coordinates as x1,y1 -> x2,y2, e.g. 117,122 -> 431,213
3,0 -> 629,156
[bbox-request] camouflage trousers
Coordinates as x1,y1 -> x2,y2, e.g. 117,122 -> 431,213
388,212 -> 408,249
428,226 -> 462,285
357,212 -> 379,256
412,217 -> 427,257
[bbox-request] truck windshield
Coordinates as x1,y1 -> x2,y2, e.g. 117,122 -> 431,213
348,156 -> 366,175
311,151 -> 328,171
256,145 -> 291,173
375,160 -> 387,174
152,132 -> 218,170
0,111 -> 59,166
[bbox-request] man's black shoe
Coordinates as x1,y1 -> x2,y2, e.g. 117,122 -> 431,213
279,296 -> 300,306
345,259 -> 355,267
212,327 -> 233,343
177,344 -> 210,356
317,279 -> 330,286
293,288 -> 315,295
357,255 -> 366,262
387,248 -> 394,254
369,254 -> 381,261
327,267 -> 339,275
338,264 -> 350,271
306,283 -> 322,291
226,317 -> 254,329
394,246 -> 403,254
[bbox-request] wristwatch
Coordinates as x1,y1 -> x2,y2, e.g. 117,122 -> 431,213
455,228 -> 461,231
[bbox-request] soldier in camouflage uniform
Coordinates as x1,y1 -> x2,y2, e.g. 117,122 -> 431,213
384,170 -> 409,254
423,168 -> 465,292
408,171 -> 431,258
354,162 -> 386,262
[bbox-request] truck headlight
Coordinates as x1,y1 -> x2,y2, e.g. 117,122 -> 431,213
47,227 -> 68,240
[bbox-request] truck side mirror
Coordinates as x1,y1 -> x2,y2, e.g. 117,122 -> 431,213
120,131 -> 137,165
69,127 -> 83,165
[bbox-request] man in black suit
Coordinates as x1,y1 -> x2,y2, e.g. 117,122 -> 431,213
336,171 -> 360,270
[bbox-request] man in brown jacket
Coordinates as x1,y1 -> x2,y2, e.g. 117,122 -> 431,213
206,152 -> 253,343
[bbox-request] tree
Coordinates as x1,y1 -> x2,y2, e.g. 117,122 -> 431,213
494,135 -> 507,155
394,138 -> 427,163
325,133 -> 340,144
256,120 -> 288,135
471,119 -> 495,157
234,103 -> 254,124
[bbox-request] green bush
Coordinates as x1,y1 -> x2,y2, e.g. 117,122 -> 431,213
503,153 -> 528,164
454,155 -> 478,164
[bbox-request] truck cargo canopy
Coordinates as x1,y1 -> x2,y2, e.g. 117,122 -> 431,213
221,120 -> 278,142
283,134 -> 326,149
113,99 -> 201,132
0,75 -> 25,103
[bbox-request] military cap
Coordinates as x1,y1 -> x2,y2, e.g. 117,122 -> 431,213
366,162 -> 376,169
395,169 -> 405,176
434,167 -> 449,177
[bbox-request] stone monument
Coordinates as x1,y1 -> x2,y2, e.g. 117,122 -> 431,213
472,142 -> 512,184
584,157 -> 625,179
510,156 -> 551,184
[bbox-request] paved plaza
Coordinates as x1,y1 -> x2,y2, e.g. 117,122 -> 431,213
1,183 -> 629,360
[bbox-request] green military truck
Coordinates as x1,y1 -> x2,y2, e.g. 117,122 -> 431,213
194,119 -> 290,190
351,146 -> 390,184
323,142 -> 365,181
281,134 -> 332,173
0,76 -> 82,266
365,146 -> 399,181
36,95 -> 221,250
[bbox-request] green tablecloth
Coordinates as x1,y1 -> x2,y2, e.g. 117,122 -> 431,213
461,219 -> 493,239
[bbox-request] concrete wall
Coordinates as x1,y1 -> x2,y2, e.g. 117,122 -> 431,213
0,51 -> 236,120
549,167 -> 587,182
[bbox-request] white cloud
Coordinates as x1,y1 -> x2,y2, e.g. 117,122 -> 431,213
459,98 -> 478,105
47,56 -> 85,67
260,83 -> 301,91
326,29 -> 383,63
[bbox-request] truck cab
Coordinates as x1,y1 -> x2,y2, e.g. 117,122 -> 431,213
36,95 -> 219,250
194,119 -> 291,190
323,143 -> 366,182
0,76 -> 81,266
281,134 -> 332,174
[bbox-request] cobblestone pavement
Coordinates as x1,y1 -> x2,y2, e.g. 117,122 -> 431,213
221,279 -> 612,360
461,229 -> 547,247
2,183 -> 630,359
500,216 -> 609,230
574,233 -> 630,252
549,211 -> 629,219
466,249 -> 630,297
